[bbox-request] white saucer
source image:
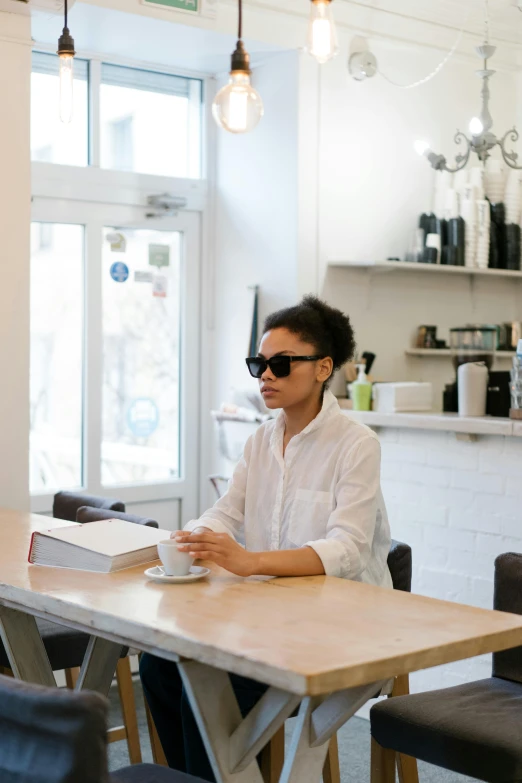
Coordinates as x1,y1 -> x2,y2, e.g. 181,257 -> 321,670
144,565 -> 210,584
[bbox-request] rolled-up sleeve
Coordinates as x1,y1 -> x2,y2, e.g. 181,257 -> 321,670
184,435 -> 253,540
305,436 -> 381,579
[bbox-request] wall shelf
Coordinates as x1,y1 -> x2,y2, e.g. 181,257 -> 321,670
327,260 -> 522,279
406,349 -> 515,358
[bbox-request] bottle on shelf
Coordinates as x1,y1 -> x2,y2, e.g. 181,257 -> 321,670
351,364 -> 372,412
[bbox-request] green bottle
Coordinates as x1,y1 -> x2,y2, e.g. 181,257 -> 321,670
352,364 -> 372,411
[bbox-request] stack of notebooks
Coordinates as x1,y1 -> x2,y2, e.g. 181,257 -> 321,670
28,519 -> 168,573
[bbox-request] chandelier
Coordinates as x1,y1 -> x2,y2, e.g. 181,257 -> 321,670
416,42 -> 522,172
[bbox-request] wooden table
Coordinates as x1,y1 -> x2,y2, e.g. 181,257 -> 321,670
2,508 -> 522,783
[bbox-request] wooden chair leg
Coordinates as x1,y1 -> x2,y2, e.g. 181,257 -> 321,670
322,732 -> 341,783
371,737 -> 396,783
390,674 -> 410,699
389,675 -> 419,783
65,667 -> 80,689
116,657 -> 142,765
260,724 -> 285,783
144,697 -> 168,766
397,753 -> 419,783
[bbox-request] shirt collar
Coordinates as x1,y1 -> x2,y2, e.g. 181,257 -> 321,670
270,389 -> 340,458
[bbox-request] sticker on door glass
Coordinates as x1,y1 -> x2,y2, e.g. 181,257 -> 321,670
106,232 -> 127,253
110,261 -> 129,283
148,244 -> 170,268
127,398 -> 160,438
153,275 -> 168,298
134,270 -> 154,284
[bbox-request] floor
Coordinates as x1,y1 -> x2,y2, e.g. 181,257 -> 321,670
107,677 -> 475,782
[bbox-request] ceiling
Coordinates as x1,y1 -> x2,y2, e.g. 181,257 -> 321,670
31,2 -> 285,74
338,0 -> 522,46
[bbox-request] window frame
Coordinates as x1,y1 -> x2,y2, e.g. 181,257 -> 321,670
31,45 -> 208,178
29,46 -> 214,521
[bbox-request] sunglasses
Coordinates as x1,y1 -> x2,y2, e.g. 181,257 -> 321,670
245,355 -> 323,379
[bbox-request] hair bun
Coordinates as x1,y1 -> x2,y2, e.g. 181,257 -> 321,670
263,295 -> 356,386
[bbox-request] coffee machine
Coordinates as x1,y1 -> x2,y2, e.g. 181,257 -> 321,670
442,326 -> 511,417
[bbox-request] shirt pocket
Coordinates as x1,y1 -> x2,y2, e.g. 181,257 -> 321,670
288,489 -> 333,546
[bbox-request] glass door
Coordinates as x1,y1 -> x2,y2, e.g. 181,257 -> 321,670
30,198 -> 201,529
101,226 -> 182,486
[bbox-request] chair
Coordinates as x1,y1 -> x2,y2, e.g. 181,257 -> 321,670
53,490 -> 125,521
370,552 -> 522,783
74,504 -> 164,767
0,672 -> 206,783
77,506 -> 159,528
0,493 -> 145,765
209,475 -> 230,501
261,540 -> 416,783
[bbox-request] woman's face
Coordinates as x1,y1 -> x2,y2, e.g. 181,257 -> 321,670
256,328 -> 333,410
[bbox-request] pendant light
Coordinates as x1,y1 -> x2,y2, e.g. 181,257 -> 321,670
306,0 -> 339,64
57,0 -> 75,124
212,0 -> 264,134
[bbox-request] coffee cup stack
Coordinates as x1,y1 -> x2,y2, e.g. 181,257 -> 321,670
475,199 -> 491,269
461,190 -> 477,267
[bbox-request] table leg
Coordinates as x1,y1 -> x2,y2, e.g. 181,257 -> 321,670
0,605 -> 123,700
75,636 -> 125,697
0,605 -> 54,686
178,659 -> 384,783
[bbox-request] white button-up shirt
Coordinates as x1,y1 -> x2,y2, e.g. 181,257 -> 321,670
186,390 -> 392,587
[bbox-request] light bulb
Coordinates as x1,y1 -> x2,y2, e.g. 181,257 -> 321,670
306,0 -> 339,64
414,139 -> 431,157
469,117 -> 484,136
212,72 -> 264,134
59,53 -> 74,124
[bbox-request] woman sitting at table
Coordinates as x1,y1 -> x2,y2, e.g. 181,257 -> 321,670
140,295 -> 392,780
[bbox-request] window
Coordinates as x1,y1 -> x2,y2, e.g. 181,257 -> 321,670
30,51 -> 204,517
100,64 -> 202,178
109,116 -> 134,171
102,227 -> 182,486
30,223 -> 84,492
31,52 -> 89,167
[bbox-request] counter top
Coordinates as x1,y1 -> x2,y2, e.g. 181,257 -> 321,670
341,409 -> 522,437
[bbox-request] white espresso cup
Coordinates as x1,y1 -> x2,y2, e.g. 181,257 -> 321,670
157,540 -> 194,577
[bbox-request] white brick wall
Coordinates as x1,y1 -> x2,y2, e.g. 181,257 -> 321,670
380,427 -> 522,696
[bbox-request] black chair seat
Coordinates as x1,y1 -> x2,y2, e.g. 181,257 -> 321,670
371,676 -> 522,783
0,618 -> 127,671
111,765 -> 207,783
76,506 -> 158,528
0,618 -> 90,671
53,490 -> 125,522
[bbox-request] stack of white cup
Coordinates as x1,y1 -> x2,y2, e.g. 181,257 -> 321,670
475,199 -> 491,269
485,159 -> 505,203
505,168 -> 521,224
461,193 -> 477,267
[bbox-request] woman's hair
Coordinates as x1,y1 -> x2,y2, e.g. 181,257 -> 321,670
263,295 -> 356,384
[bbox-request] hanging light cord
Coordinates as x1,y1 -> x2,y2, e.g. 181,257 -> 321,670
238,0 -> 242,40
64,0 -> 68,30
378,0 -> 477,90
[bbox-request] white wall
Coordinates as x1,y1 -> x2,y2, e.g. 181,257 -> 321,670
315,35 -> 520,405
0,12 -> 31,510
207,50 -> 300,484
318,37 -> 517,263
381,426 -> 522,692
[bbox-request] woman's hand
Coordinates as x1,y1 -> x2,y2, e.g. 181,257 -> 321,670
173,531 -> 258,578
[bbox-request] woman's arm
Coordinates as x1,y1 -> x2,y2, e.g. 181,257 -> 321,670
177,435 -> 381,579
174,530 -> 325,577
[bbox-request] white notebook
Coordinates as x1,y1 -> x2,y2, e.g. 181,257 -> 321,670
28,519 -> 168,573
